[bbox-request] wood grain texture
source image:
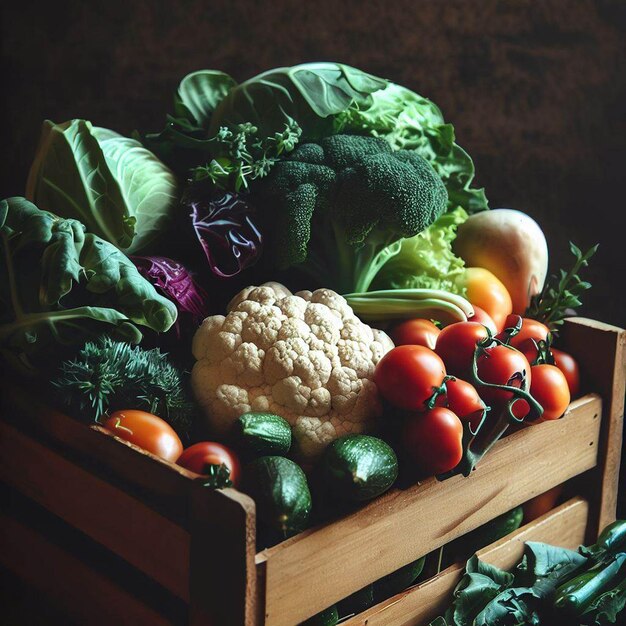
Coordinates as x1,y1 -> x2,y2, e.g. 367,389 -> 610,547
561,318 -> 625,537
258,395 -> 601,626
0,511 -> 176,626
341,497 -> 589,626
0,420 -> 191,601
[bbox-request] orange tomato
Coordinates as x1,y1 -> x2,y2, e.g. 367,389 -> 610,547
102,410 -> 183,462
460,267 -> 513,332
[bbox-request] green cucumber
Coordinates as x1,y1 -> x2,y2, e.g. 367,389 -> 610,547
236,412 -> 292,455
374,557 -> 426,602
337,584 -> 375,617
580,520 -> 626,561
322,435 -> 398,502
300,604 -> 339,626
244,456 -> 311,539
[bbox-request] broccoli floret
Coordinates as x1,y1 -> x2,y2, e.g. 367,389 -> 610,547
255,134 -> 448,294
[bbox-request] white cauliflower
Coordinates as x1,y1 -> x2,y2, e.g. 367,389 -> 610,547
192,283 -> 394,458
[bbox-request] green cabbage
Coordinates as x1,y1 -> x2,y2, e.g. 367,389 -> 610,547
26,119 -> 178,253
372,206 -> 468,293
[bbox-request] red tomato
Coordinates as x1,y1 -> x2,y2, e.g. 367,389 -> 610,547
177,442 -> 241,487
476,344 -> 532,406
374,345 -> 447,411
505,316 -> 551,363
512,364 -> 570,421
402,407 -> 464,475
390,318 -> 440,349
436,378 -> 486,432
551,348 -> 580,398
435,322 -> 490,379
103,410 -> 183,462
468,305 -> 497,334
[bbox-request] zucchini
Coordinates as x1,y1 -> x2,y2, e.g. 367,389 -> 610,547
581,520 -> 626,561
337,584 -> 375,617
374,557 -> 426,602
553,552 -> 626,617
322,435 -> 398,502
243,456 -> 311,539
236,412 -> 292,456
300,604 -> 339,626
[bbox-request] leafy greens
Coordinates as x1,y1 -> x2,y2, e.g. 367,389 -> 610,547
26,120 -> 178,253
0,197 -> 177,370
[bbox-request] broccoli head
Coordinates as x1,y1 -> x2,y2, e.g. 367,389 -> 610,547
254,134 -> 448,293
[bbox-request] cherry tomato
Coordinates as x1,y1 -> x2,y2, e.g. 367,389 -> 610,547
551,348 -> 580,398
177,442 -> 241,487
374,345 -> 446,411
436,377 -> 486,432
463,267 -> 513,332
511,364 -> 570,421
103,410 -> 183,462
390,318 -> 440,350
402,407 -> 464,475
476,344 -> 532,406
435,322 -> 490,379
468,305 -> 497,334
522,485 -> 563,523
503,316 -> 550,363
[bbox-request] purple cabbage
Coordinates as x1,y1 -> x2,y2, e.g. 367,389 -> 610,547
131,256 -> 210,326
188,191 -> 263,278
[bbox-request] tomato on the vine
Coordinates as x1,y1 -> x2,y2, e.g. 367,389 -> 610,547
435,322 -> 490,379
177,442 -> 241,487
390,318 -> 440,350
551,348 -> 580,398
374,345 -> 446,411
402,407 -> 464,475
476,344 -> 532,406
103,410 -> 183,462
504,316 -> 551,363
436,378 -> 486,432
512,364 -> 570,422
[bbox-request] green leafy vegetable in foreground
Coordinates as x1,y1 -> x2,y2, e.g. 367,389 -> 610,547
26,120 -> 178,253
255,133 -> 448,294
335,82 -> 488,214
0,197 -> 177,370
54,337 -> 193,437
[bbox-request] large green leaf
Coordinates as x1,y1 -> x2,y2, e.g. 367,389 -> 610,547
27,120 -> 178,253
209,62 -> 388,138
93,129 -> 178,253
26,119 -> 134,248
174,70 -> 237,128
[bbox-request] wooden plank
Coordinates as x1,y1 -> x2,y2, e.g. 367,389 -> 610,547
258,395 -> 601,626
0,420 -> 190,601
189,483 -> 258,626
1,382 -> 199,513
561,317 -> 625,537
0,510 -> 175,626
342,497 -> 589,626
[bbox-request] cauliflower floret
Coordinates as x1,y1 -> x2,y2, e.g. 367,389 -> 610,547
191,282 -> 394,458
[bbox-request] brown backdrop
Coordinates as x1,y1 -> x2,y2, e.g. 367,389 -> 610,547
2,0 -> 624,326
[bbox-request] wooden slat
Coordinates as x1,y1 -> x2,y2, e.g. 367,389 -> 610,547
342,497 -> 589,626
0,420 -> 191,601
258,395 -> 601,626
0,510 -> 175,626
561,317 -> 625,537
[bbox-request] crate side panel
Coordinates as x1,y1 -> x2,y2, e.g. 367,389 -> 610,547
261,395 -> 600,626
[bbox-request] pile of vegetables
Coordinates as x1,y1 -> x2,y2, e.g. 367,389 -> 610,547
0,61 -> 604,589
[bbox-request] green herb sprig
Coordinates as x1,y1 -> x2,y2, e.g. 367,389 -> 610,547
192,120 -> 302,192
526,242 -> 598,333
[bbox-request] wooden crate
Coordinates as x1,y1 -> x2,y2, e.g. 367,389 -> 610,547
0,317 -> 624,625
